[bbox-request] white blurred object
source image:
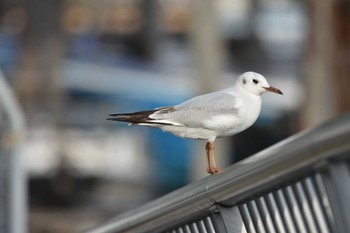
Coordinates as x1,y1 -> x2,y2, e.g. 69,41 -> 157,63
217,0 -> 253,38
23,126 -> 60,176
24,127 -> 151,182
254,0 -> 308,58
63,128 -> 151,180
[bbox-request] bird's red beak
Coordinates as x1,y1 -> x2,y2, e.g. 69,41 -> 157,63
264,86 -> 283,95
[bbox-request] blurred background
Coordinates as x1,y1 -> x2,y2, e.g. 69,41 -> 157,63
0,0 -> 349,232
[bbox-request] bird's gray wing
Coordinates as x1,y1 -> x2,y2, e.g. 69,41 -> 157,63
150,91 -> 243,130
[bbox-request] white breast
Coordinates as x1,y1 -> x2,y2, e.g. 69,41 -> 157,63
218,94 -> 262,137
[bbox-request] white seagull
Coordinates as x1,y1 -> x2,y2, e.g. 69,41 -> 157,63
107,72 -> 283,174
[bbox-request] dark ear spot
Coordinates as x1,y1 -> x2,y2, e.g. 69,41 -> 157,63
243,78 -> 246,84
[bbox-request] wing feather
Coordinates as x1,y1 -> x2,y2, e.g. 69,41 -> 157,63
150,91 -> 243,130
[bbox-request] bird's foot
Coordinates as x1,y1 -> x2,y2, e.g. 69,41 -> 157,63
206,167 -> 220,175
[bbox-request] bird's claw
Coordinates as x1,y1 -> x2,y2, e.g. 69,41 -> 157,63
207,167 -> 220,175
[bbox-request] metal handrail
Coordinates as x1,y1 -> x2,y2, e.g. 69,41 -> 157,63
85,113 -> 350,233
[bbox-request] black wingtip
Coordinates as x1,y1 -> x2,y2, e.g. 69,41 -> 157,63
107,113 -> 123,121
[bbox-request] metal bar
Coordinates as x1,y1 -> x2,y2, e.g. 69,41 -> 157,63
256,196 -> 276,233
303,177 -> 330,233
203,217 -> 216,233
313,173 -> 336,232
190,222 -> 199,233
197,220 -> 208,233
85,114 -> 350,233
293,182 -> 318,233
274,190 -> 297,233
284,186 -> 308,233
184,225 -> 191,233
239,204 -> 257,233
247,200 -> 267,233
265,193 -> 287,233
177,228 -> 185,233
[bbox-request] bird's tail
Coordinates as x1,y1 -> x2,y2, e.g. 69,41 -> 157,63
107,109 -> 158,125
106,106 -> 175,125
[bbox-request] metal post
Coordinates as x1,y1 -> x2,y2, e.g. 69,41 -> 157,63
0,70 -> 27,233
213,206 -> 247,233
323,162 -> 350,233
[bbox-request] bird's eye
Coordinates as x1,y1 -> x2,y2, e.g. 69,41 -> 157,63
253,79 -> 258,84
243,78 -> 247,84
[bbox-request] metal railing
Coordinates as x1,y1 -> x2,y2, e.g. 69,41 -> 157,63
85,113 -> 350,233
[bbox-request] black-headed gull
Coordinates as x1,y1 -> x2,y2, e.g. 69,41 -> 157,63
107,72 -> 283,174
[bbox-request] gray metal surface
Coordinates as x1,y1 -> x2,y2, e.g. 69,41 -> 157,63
85,113 -> 350,233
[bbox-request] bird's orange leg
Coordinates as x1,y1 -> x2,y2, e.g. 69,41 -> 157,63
205,142 -> 220,174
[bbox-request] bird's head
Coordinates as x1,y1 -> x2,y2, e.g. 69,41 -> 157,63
237,72 -> 283,96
